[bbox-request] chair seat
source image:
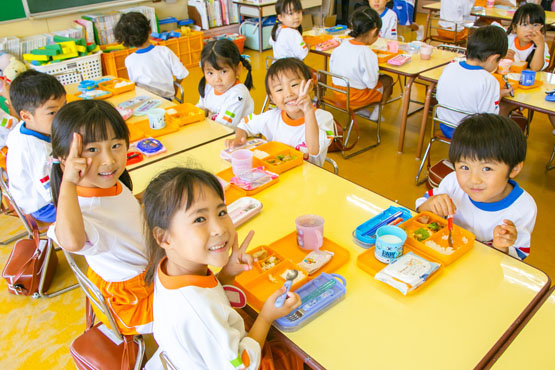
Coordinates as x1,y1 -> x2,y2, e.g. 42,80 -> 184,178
322,95 -> 375,112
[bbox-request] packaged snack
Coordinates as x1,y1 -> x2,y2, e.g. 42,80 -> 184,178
230,167 -> 278,191
135,138 -> 166,157
227,197 -> 262,227
297,250 -> 334,275
374,252 -> 440,295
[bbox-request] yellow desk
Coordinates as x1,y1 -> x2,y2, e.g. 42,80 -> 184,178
422,2 -> 442,41
504,71 -> 555,115
489,286 -> 555,369
130,138 -> 550,370
472,7 -> 555,25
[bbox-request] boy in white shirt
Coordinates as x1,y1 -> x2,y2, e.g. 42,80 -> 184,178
114,12 -> 188,99
6,70 -> 66,222
416,114 -> 536,260
369,0 -> 398,39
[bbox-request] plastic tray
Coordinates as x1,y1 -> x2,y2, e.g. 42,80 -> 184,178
399,212 -> 475,266
98,78 -> 135,95
518,80 -> 543,90
165,103 -> 205,126
234,231 -> 350,311
216,159 -> 279,198
134,118 -> 180,138
249,142 -> 303,174
128,124 -> 145,142
228,197 -> 262,227
220,138 -> 267,161
353,206 -> 413,248
356,241 -> 443,295
77,90 -> 113,100
274,273 -> 346,332
303,35 -> 333,48
372,49 -> 402,63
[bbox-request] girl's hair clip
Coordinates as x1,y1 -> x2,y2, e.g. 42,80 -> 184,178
52,158 -> 60,164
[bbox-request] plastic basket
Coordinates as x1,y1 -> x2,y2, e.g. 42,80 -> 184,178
30,51 -> 102,85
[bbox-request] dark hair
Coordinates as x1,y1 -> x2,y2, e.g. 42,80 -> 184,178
271,0 -> 304,41
9,70 -> 65,118
466,25 -> 508,62
114,12 -> 151,48
449,113 -> 527,173
198,39 -> 253,98
50,100 -> 132,205
143,167 -> 225,284
348,6 -> 382,38
265,57 -> 312,96
507,4 -> 546,65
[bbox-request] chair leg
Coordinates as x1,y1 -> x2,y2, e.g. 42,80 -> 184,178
36,243 -> 79,299
416,139 -> 434,185
547,144 -> 555,171
342,105 -> 382,159
324,157 -> 339,175
261,95 -> 269,114
0,230 -> 28,245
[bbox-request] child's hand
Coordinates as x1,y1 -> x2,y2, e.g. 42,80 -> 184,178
260,287 -> 301,322
418,194 -> 456,217
295,79 -> 313,114
493,219 -> 517,252
218,231 -> 255,284
62,133 -> 91,185
501,86 -> 514,98
529,29 -> 545,46
505,49 -> 515,61
225,130 -> 247,149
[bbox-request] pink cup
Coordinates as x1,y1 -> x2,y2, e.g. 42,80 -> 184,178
387,40 -> 399,53
486,0 -> 494,7
231,149 -> 253,176
498,58 -> 513,75
420,44 -> 433,60
295,214 -> 324,250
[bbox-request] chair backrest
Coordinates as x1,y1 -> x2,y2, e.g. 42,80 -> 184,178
436,44 -> 466,55
173,81 -> 184,104
431,103 -> 474,133
0,167 -> 34,237
316,69 -> 352,112
428,14 -> 466,44
265,56 -> 278,70
160,351 -> 178,370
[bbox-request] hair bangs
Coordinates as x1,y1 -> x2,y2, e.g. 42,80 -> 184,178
282,0 -> 303,13
80,103 -> 129,147
265,58 -> 312,95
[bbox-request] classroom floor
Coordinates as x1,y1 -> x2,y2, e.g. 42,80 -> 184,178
1,25 -> 554,370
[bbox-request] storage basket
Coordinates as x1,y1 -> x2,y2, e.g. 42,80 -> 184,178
30,52 -> 102,85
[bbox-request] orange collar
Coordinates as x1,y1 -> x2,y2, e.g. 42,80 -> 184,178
281,110 -> 305,126
515,37 -> 533,51
214,80 -> 240,96
349,39 -> 366,46
76,182 -> 122,198
157,257 -> 218,289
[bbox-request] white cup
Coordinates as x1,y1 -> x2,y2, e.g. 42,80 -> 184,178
147,108 -> 166,130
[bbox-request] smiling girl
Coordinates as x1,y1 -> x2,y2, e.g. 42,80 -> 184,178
270,0 -> 308,60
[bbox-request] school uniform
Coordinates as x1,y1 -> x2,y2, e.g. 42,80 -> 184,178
47,182 -> 153,335
380,8 -> 398,40
393,0 -> 415,26
416,172 -> 536,260
6,121 -> 55,221
153,259 -> 261,370
269,26 -> 309,60
439,0 -> 474,30
236,108 -> 333,167
436,61 -> 500,138
125,44 -> 189,99
508,34 -> 550,71
197,82 -> 254,128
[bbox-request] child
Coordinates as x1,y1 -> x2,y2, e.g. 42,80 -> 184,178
438,0 -> 474,37
436,25 -> 512,138
270,0 -> 308,60
6,70 -> 65,222
228,58 -> 333,167
329,6 -> 393,121
506,3 -> 550,72
416,113 -> 536,260
197,39 -> 254,128
0,79 -> 18,149
47,100 -> 153,335
369,0 -> 398,39
143,167 -> 301,368
114,12 -> 188,100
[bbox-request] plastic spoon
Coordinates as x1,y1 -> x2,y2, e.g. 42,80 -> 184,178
275,269 -> 298,308
448,215 -> 454,249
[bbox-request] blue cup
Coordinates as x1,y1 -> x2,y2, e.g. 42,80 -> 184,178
375,225 -> 407,264
520,70 -> 536,86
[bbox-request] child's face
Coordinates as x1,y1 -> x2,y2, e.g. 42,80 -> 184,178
162,185 -> 235,275
369,0 -> 387,12
204,61 -> 239,95
21,95 -> 66,135
454,157 -> 523,203
268,70 -> 311,119
76,125 -> 128,188
515,20 -> 543,44
278,6 -> 303,29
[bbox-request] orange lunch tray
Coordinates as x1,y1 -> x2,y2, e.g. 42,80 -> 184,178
510,61 -> 528,74
234,231 -> 350,311
134,118 -> 180,138
127,124 -> 145,142
250,141 -> 303,174
356,241 -> 443,295
216,158 -> 279,198
223,186 -> 247,205
98,78 -> 136,95
165,103 -> 205,126
304,35 -> 333,48
399,211 -> 475,266
518,80 -> 543,90
372,49 -> 402,64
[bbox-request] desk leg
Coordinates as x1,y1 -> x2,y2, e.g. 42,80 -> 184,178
416,81 -> 435,159
397,76 -> 415,154
424,9 -> 432,41
259,8 -> 263,53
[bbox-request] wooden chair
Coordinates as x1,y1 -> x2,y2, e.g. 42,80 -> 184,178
160,351 -> 178,370
261,56 -> 278,113
426,15 -> 469,46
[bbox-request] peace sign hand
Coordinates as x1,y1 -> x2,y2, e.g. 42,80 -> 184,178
295,79 -> 313,114
218,230 -> 255,285
62,133 -> 91,185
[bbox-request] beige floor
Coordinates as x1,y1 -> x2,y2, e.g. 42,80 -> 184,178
0,29 -> 554,369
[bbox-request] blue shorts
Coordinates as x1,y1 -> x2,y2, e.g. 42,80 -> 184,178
440,124 -> 455,139
31,203 -> 56,223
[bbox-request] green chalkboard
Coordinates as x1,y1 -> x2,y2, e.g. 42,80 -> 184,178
25,0 -> 133,16
1,0 -> 26,22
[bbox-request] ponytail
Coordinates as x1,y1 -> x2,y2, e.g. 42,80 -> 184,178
240,56 -> 253,90
271,21 -> 280,42
198,76 -> 207,98
50,162 -> 64,206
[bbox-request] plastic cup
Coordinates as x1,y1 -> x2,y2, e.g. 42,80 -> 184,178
387,40 -> 399,53
374,225 -> 407,264
497,59 -> 513,75
295,214 -> 324,250
420,44 -> 433,60
231,149 -> 253,176
520,70 -> 536,86
147,108 -> 166,130
486,0 -> 494,7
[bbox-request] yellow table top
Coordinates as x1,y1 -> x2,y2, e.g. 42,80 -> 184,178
423,1 -> 441,11
419,63 -> 446,82
130,138 -> 549,370
491,287 -> 555,369
472,6 -> 555,24
504,72 -> 555,114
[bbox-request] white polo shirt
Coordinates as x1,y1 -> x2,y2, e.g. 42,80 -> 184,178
269,26 -> 309,60
197,82 -> 254,128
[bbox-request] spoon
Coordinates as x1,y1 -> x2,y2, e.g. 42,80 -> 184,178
275,269 -> 298,308
448,215 -> 454,250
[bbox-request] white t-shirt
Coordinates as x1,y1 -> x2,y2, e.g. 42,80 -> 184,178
6,121 -> 53,214
236,108 -> 333,167
153,263 -> 261,370
48,181 -> 148,282
197,83 -> 254,128
380,8 -> 398,40
436,61 -> 500,128
125,44 -> 189,98
329,39 -> 379,90
269,26 -> 309,60
507,33 -> 550,71
439,0 -> 475,30
416,172 -> 536,260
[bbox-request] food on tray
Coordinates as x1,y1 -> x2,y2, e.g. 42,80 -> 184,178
417,215 -> 431,224
265,154 -> 297,166
268,274 -> 277,283
427,222 -> 443,232
252,248 -> 268,261
253,150 -> 269,159
413,228 -> 431,241
425,240 -> 455,255
297,250 -> 334,275
280,269 -> 306,285
260,255 -> 280,271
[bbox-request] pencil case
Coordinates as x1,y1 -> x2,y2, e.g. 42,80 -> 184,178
353,206 -> 412,248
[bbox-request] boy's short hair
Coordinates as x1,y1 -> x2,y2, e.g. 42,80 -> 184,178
114,12 -> 150,48
449,113 -> 526,172
9,70 -> 65,117
265,57 -> 312,95
466,25 -> 508,62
